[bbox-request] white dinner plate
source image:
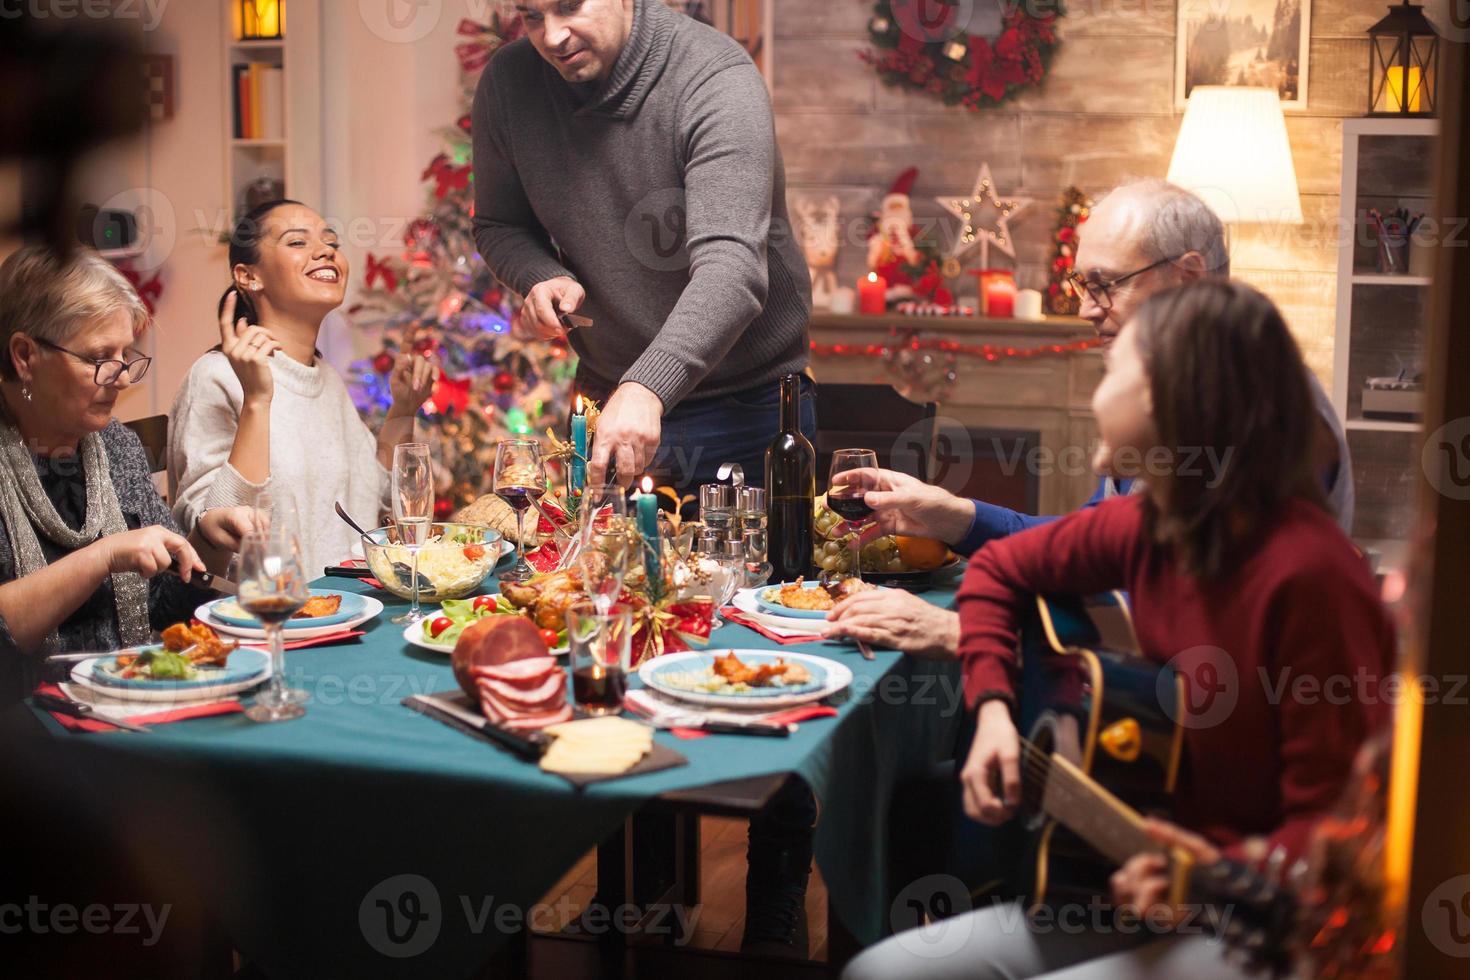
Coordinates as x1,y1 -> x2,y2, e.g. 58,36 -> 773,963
638,649 -> 851,709
195,594 -> 384,641
68,648 -> 272,703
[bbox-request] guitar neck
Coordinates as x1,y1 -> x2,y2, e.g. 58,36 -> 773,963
1032,745 -> 1156,866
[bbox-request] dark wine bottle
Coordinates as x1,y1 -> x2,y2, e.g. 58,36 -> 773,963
765,374 -> 815,582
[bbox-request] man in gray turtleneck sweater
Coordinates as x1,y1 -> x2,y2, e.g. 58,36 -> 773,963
473,0 -> 812,492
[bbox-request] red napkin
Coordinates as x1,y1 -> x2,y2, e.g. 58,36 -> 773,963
241,630 -> 366,651
670,704 -> 839,740
338,558 -> 384,590
723,608 -> 823,646
35,683 -> 242,732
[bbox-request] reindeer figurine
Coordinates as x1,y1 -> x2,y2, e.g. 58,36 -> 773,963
793,194 -> 841,310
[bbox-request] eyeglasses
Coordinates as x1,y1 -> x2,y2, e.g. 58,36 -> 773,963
36,338 -> 152,386
1067,256 -> 1181,312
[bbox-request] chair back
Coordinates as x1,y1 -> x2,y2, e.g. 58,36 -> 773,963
122,414 -> 169,476
813,383 -> 937,491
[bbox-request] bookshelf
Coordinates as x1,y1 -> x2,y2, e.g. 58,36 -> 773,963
1331,116 -> 1439,540
221,1 -> 321,224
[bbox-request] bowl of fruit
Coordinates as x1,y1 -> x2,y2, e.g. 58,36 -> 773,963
812,495 -> 961,588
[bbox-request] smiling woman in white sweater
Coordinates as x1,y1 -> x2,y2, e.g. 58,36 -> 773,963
168,200 -> 435,575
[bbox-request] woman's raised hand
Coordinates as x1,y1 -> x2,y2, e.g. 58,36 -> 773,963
219,290 -> 282,406
388,350 -> 437,418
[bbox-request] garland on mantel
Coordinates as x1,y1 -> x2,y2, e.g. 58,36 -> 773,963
810,336 -> 1102,363
859,0 -> 1062,110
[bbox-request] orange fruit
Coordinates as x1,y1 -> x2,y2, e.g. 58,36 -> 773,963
895,536 -> 949,571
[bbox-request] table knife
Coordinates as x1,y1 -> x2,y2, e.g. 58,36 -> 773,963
32,692 -> 150,733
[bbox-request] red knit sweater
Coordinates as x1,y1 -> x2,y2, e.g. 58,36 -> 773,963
957,495 -> 1395,863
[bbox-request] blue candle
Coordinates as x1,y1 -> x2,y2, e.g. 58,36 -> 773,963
570,396 -> 587,497
636,477 -> 661,595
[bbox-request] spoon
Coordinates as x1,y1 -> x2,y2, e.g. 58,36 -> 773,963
336,501 -> 427,590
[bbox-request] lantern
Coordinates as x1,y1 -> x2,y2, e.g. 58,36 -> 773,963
1367,2 -> 1438,116
237,0 -> 283,41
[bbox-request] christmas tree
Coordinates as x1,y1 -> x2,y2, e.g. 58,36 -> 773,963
347,13 -> 578,516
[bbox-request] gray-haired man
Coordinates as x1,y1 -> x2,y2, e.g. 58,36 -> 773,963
824,179 -> 1353,658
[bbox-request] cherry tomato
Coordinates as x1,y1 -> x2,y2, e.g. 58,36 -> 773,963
463,544 -> 486,561
538,628 -> 560,648
427,617 -> 454,639
472,594 -> 496,613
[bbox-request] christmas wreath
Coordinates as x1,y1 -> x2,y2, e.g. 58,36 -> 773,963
860,0 -> 1062,110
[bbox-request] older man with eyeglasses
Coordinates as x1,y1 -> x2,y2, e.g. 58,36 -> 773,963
823,179 -> 1352,658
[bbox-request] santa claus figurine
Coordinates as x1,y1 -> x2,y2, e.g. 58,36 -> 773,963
867,167 -> 923,274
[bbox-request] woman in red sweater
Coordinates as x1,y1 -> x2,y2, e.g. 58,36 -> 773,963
844,280 -> 1395,979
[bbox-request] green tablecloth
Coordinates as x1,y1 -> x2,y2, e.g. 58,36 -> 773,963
21,574 -> 965,978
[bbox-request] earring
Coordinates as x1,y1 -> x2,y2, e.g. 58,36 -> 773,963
21,384 -> 31,403
250,283 -> 262,292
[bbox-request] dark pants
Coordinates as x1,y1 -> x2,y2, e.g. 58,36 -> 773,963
647,376 -> 818,493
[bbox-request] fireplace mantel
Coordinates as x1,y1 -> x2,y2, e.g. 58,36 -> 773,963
808,313 -> 1104,516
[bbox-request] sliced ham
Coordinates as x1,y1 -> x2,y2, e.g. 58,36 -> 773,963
472,656 -> 558,684
502,703 -> 573,731
482,669 -> 567,708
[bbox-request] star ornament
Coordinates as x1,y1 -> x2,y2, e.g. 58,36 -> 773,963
938,164 -> 1034,264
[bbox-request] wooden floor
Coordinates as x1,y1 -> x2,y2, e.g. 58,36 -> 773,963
533,815 -> 829,960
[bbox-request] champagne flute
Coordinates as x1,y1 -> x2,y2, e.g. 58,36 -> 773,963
827,448 -> 879,583
494,439 -> 546,584
238,522 -> 310,723
392,443 -> 434,624
578,486 -> 630,615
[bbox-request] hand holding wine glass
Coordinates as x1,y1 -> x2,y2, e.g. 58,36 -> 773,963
827,448 -> 880,583
494,439 -> 546,584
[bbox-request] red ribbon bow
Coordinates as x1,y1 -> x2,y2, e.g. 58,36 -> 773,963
364,253 -> 398,293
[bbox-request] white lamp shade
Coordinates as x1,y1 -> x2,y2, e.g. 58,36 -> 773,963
1167,86 -> 1304,225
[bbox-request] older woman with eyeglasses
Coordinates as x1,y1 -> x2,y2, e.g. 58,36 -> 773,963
0,247 -> 254,681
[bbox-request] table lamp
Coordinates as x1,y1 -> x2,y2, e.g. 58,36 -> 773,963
1166,86 -> 1303,229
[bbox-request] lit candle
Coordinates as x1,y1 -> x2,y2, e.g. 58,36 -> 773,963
973,269 -> 1016,318
858,272 -> 888,315
1386,65 -> 1423,113
570,395 -> 587,498
636,476 -> 661,595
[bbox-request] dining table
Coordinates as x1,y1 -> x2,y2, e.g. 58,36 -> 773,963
11,568 -> 967,979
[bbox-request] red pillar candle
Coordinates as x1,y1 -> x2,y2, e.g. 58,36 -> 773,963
971,269 -> 1016,318
858,272 -> 888,315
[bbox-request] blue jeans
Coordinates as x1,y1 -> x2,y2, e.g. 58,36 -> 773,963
648,376 -> 818,493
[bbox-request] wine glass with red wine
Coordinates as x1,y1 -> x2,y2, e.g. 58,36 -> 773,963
827,448 -> 880,583
238,517 -> 311,723
494,439 -> 546,583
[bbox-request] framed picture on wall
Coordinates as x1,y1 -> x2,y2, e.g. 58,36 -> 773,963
664,0 -> 772,83
1175,0 -> 1310,109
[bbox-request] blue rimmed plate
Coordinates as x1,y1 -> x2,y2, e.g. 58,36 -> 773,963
639,650 -> 849,709
207,590 -> 366,630
84,646 -> 270,693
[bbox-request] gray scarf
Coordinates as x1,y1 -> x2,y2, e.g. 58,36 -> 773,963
0,420 -> 150,652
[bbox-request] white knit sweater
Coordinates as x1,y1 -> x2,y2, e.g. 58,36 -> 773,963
167,350 -> 390,576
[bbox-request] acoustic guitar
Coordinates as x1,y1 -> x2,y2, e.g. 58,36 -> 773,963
1010,593 -> 1297,974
